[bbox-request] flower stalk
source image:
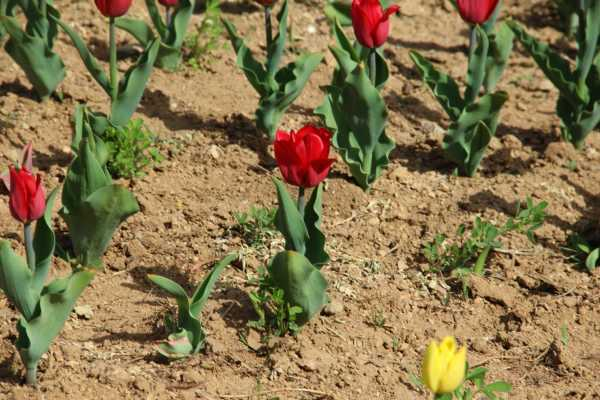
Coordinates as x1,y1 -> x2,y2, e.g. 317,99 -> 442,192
109,16 -> 118,103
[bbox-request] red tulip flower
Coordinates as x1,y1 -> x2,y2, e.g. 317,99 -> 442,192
351,0 -> 400,49
158,0 -> 178,6
456,0 -> 500,25
94,0 -> 133,17
255,0 -> 276,6
8,167 -> 45,224
274,125 -> 335,188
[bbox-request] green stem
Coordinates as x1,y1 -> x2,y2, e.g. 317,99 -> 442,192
25,364 -> 38,386
165,6 -> 173,26
24,222 -> 35,272
297,187 -> 306,219
368,48 -> 377,85
465,25 -> 480,103
265,6 -> 273,51
473,246 -> 492,275
109,17 -> 118,103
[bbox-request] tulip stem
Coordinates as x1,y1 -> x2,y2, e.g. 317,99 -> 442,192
368,49 -> 377,85
24,222 -> 36,273
25,364 -> 37,387
264,6 -> 273,51
109,17 -> 118,104
297,187 -> 306,219
166,6 -> 173,26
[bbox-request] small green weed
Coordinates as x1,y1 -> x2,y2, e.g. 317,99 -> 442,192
423,197 -> 547,295
247,267 -> 302,339
233,206 -> 277,248
102,119 -> 163,179
183,0 -> 223,69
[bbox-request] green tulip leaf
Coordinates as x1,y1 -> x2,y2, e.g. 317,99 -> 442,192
324,1 -> 352,26
16,270 -> 95,374
316,65 -> 394,190
409,50 -> 465,121
110,38 -> 160,126
304,184 -> 329,267
145,0 -> 168,38
1,14 -> 65,100
557,96 -> 600,149
256,52 -> 323,140
115,18 -> 156,47
190,253 -> 236,315
222,18 -> 269,97
273,178 -> 309,255
31,188 -> 59,293
62,184 -> 139,269
266,0 -> 288,75
465,25 -> 489,105
484,21 -> 514,93
268,250 -> 328,326
443,91 -> 508,176
52,16 -> 111,95
0,241 -> 37,320
575,0 -> 600,88
508,20 -> 588,108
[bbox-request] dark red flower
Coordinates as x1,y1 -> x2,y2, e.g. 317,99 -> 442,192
158,0 -> 178,6
94,0 -> 133,17
8,167 -> 45,224
274,125 -> 335,188
456,0 -> 500,24
351,0 -> 399,49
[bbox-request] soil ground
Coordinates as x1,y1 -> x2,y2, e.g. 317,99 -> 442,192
0,0 -> 599,399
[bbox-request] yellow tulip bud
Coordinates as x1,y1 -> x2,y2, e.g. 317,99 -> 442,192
421,336 -> 467,394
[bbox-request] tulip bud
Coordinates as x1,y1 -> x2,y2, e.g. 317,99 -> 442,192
94,0 -> 133,18
351,0 -> 399,49
422,336 -> 467,394
456,0 -> 500,25
158,0 -> 178,6
8,167 -> 45,224
274,125 -> 335,188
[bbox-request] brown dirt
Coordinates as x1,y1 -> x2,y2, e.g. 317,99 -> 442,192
1,0 -> 600,399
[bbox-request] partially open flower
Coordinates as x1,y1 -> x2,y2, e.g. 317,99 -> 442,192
8,167 -> 45,224
351,0 -> 400,49
422,336 -> 467,394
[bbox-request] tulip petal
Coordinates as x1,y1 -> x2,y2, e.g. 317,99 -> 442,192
421,340 -> 443,394
438,346 -> 466,393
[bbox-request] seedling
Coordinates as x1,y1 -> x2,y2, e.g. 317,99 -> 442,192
148,254 -> 237,359
423,197 -> 547,295
247,266 -> 303,338
183,0 -> 223,69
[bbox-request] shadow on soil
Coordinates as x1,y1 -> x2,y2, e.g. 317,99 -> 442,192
0,353 -> 21,385
140,89 -> 276,169
0,80 -> 37,102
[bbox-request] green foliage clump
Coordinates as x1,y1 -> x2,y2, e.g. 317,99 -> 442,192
247,266 -> 303,339
423,197 -> 547,295
183,0 -> 223,69
102,119 -> 164,179
233,206 -> 277,248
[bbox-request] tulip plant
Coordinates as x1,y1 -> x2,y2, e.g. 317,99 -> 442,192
253,125 -> 333,329
421,336 -> 511,400
410,0 -> 512,177
0,0 -> 66,100
52,0 -> 159,128
59,105 -> 140,269
508,1 -> 600,150
0,149 -> 94,386
222,0 -> 323,140
148,254 -> 236,359
116,0 -> 195,70
316,0 -> 399,190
